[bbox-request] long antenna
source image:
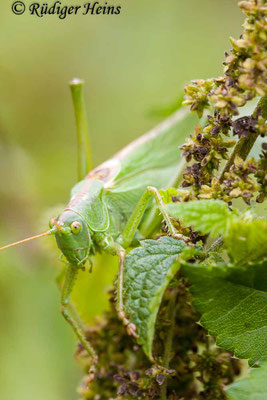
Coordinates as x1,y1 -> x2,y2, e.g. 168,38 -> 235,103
0,230 -> 54,251
70,78 -> 93,181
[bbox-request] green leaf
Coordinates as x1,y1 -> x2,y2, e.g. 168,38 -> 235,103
227,360 -> 267,400
166,200 -> 233,238
124,237 -> 187,359
225,219 -> 267,264
256,94 -> 267,120
182,261 -> 267,366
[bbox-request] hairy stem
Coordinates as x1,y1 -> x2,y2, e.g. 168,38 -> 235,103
161,289 -> 178,400
207,235 -> 224,253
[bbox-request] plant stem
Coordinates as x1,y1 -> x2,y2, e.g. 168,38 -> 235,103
219,132 -> 259,183
70,78 -> 93,180
219,94 -> 267,183
219,138 -> 245,183
160,289 -> 178,400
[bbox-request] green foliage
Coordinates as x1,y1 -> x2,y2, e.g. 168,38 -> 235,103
227,360 -> 267,400
166,199 -> 234,238
225,219 -> 267,264
167,200 -> 267,263
182,261 -> 267,366
124,237 -> 187,358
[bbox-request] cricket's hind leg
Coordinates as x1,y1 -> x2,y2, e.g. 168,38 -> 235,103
115,186 -> 190,340
118,186 -> 190,250
146,186 -> 191,242
60,264 -> 98,379
116,249 -> 138,338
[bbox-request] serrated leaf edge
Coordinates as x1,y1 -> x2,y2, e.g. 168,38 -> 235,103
182,262 -> 267,366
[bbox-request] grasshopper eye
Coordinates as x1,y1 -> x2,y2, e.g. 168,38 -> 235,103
71,221 -> 81,235
49,218 -> 54,229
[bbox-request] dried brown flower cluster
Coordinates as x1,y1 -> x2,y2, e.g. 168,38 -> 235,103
181,0 -> 267,203
198,156 -> 260,204
77,284 -> 240,399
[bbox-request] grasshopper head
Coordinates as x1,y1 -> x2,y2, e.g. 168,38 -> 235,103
51,210 -> 91,266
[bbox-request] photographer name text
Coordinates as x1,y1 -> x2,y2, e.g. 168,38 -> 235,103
12,1 -> 122,18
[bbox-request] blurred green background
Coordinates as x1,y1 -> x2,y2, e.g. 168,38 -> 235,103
0,1 -> 242,399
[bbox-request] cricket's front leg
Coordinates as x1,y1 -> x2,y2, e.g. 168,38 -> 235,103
61,264 -> 98,379
56,265 -> 87,331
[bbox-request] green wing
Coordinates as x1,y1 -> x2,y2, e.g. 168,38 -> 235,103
103,108 -> 197,215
